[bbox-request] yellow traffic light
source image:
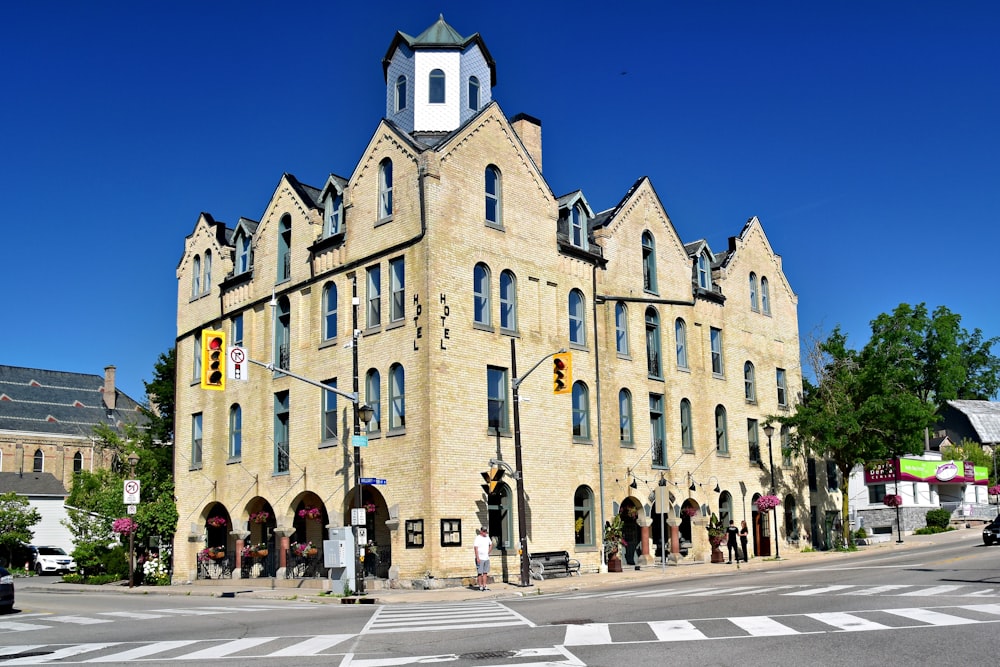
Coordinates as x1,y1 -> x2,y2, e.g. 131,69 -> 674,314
553,352 -> 572,394
480,465 -> 505,495
201,330 -> 226,391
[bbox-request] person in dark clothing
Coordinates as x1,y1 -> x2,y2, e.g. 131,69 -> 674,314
739,520 -> 750,562
726,519 -> 739,563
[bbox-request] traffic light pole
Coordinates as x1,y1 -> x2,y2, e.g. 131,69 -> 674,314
510,340 -> 567,587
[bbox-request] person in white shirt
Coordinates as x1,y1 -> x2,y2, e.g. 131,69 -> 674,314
473,526 -> 492,591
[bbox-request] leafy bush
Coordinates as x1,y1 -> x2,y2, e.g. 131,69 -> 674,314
100,545 -> 129,578
854,528 -> 868,540
914,525 -> 954,535
925,508 -> 952,529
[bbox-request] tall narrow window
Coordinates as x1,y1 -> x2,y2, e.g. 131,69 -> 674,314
487,366 -> 509,432
485,165 -> 501,225
568,289 -> 586,345
231,313 -> 243,346
716,406 -> 729,454
203,250 -> 212,294
680,399 -> 693,452
499,270 -> 517,332
710,327 -> 724,376
744,361 -> 756,402
747,418 -> 760,462
749,272 -> 759,311
615,302 -> 629,355
325,192 -> 343,236
781,425 -> 792,467
33,449 -> 43,472
237,234 -> 251,274
191,255 -> 201,298
191,413 -> 203,467
193,332 -> 202,381
274,297 -> 290,370
572,381 -> 590,440
378,159 -> 393,220
73,451 -> 82,473
322,379 -> 338,442
367,265 -> 381,328
323,282 -> 338,341
366,369 -> 381,433
675,318 -> 688,369
697,252 -> 711,289
570,205 -> 587,249
389,363 -> 405,430
473,263 -> 491,326
389,257 -> 405,323
429,68 -> 445,103
650,394 -> 665,468
277,215 -> 291,282
274,392 -> 289,474
468,76 -> 480,110
229,404 -> 242,459
761,277 -> 771,315
642,232 -> 657,293
776,368 -> 788,406
395,75 -> 407,112
619,389 -> 633,445
574,486 -> 595,547
645,308 -> 661,378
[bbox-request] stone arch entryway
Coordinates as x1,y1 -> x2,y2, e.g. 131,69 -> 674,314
679,498 -> 699,555
618,497 -> 641,565
345,485 -> 392,578
752,493 -> 770,557
244,498 -> 277,577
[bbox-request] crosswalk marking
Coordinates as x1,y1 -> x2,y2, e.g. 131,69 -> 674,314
883,608 -> 978,625
563,623 -> 611,645
84,640 -> 199,662
729,615 -> 801,636
0,621 -> 52,633
362,601 -> 534,635
173,637 -> 277,659
3,643 -> 116,665
266,634 -> 356,657
648,619 -> 707,641
41,615 -> 111,625
786,585 -> 857,596
804,612 -> 891,631
841,585 -> 911,596
962,603 -> 1000,615
98,611 -> 166,620
898,585 -> 963,597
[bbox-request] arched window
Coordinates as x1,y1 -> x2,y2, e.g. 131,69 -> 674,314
389,363 -> 405,430
784,494 -> 798,541
697,252 -> 711,289
615,302 -> 629,355
645,307 -> 661,378
33,449 -> 43,472
366,369 -> 381,434
719,491 -> 734,525
429,68 -> 445,103
378,158 -> 393,220
229,404 -> 242,458
468,76 -> 480,110
574,486 -> 595,546
680,399 -> 693,452
572,381 -> 590,440
642,231 -> 657,293
73,451 -> 83,473
203,250 -> 212,294
277,215 -> 292,282
749,272 -> 759,311
395,75 -> 407,112
619,389 -> 633,445
650,394 -> 666,467
744,361 -> 756,402
485,165 -> 501,225
274,296 -> 290,370
715,405 -> 729,454
323,282 -> 338,341
675,318 -> 688,369
761,277 -> 771,315
570,205 -> 587,249
325,192 -> 343,236
191,255 -> 201,298
473,263 -> 491,326
499,270 -> 517,331
568,289 -> 586,345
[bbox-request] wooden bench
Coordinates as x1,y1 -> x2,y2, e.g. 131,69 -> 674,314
528,550 -> 581,580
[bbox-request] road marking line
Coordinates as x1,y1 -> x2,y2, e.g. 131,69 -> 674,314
882,608 -> 978,625
364,620 -> 528,634
98,611 -> 166,620
267,634 -> 355,656
786,585 -> 856,596
960,603 -> 1000,615
840,585 -> 911,596
729,616 -> 801,636
84,640 -> 199,662
648,619 -> 707,641
805,612 -> 891,631
563,623 -> 612,645
2,643 -> 116,664
0,621 -> 52,632
176,637 -> 277,659
43,615 -> 112,625
898,585 -> 963,596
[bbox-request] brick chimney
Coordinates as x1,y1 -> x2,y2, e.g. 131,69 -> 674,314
511,113 -> 542,173
103,365 -> 117,410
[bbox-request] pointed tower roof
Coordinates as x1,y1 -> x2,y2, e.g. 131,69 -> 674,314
382,15 -> 496,85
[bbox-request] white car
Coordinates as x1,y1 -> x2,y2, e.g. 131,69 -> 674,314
30,546 -> 77,576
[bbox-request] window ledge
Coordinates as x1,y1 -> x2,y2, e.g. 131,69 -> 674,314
485,221 -> 504,232
387,427 -> 406,438
573,437 -> 594,446
319,438 -> 340,450
319,337 -> 338,350
385,319 -> 405,332
226,457 -> 242,465
473,322 -> 495,333
376,215 -> 394,228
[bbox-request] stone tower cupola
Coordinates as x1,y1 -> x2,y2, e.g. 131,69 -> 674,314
382,15 -> 496,138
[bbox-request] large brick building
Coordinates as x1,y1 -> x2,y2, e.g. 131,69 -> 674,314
172,16 -> 829,585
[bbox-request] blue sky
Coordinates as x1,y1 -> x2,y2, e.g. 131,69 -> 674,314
2,1 -> 998,402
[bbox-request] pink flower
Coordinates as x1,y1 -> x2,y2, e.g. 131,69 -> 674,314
112,517 -> 137,534
883,494 -> 903,507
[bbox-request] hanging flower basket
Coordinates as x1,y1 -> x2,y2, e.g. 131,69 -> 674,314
756,494 -> 782,512
988,485 -> 1000,496
207,516 -> 227,528
883,494 -> 903,507
250,511 -> 270,524
112,517 -> 138,534
682,506 -> 699,518
364,503 -> 376,514
291,541 -> 315,557
298,506 -> 322,521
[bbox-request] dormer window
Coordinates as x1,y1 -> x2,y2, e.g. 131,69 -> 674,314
468,76 -> 480,110
236,233 -> 251,275
277,215 -> 291,283
325,192 -> 343,236
191,255 -> 201,298
379,159 -> 393,220
395,75 -> 407,112
203,250 -> 212,295
429,69 -> 445,103
571,205 -> 588,250
697,253 -> 711,289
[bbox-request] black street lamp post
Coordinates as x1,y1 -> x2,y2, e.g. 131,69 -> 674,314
127,452 -> 139,589
762,424 -> 779,560
893,453 -> 904,543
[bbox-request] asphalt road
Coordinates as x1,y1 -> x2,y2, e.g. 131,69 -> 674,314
2,531 -> 998,665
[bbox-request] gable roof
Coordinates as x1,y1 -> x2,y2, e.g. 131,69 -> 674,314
0,365 -> 145,438
947,400 -> 1000,444
0,472 -> 68,497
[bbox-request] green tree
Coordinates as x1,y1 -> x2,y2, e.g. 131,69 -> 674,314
142,347 -> 175,445
0,492 -> 42,566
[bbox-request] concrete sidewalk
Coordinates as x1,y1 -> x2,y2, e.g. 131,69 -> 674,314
19,530 -> 970,605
